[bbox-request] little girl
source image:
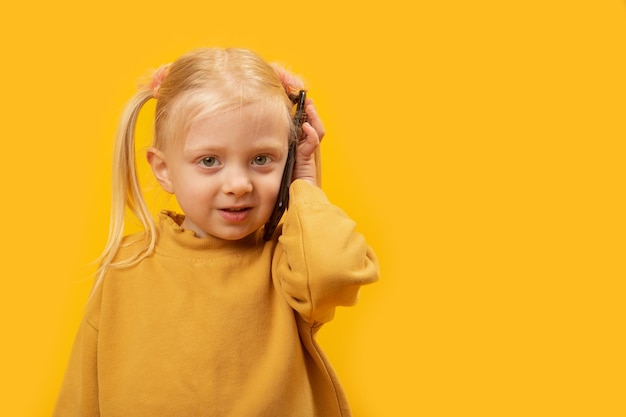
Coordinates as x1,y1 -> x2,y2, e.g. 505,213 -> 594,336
54,47 -> 379,417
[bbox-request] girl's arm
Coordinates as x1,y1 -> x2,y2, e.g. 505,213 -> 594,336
272,180 -> 379,325
54,284 -> 103,417
53,318 -> 100,416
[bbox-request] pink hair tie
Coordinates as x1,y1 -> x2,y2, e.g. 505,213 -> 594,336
150,63 -> 171,99
270,63 -> 305,98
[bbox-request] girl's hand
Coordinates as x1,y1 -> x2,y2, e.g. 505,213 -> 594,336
303,98 -> 325,143
292,99 -> 325,186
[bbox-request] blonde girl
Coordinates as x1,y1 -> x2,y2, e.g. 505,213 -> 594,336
55,47 -> 379,417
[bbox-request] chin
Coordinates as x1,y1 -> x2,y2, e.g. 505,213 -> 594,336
214,228 -> 257,241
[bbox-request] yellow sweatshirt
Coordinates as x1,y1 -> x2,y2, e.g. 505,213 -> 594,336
54,180 -> 379,417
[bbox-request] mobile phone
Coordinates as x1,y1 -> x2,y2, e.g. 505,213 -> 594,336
263,89 -> 307,241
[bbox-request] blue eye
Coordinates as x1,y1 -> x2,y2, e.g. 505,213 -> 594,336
253,155 -> 270,166
200,156 -> 218,167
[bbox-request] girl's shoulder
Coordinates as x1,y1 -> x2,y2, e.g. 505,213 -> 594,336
114,231 -> 152,261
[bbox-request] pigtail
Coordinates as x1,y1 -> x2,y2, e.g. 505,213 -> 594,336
93,88 -> 158,292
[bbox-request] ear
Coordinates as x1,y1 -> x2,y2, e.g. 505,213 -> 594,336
147,147 -> 174,194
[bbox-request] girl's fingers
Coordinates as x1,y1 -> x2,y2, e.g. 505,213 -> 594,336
305,100 -> 325,142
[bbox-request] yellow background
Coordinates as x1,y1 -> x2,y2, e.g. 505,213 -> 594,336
1,1 -> 625,416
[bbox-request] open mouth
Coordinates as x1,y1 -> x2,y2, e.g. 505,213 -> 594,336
219,207 -> 252,223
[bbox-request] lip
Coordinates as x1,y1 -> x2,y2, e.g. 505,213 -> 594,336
218,207 -> 252,223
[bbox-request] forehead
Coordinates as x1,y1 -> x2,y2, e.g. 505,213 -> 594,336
184,102 -> 290,150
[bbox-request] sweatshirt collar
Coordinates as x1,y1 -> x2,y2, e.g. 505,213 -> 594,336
155,210 -> 262,259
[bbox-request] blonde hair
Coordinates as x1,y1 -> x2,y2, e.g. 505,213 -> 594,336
94,47 -> 302,290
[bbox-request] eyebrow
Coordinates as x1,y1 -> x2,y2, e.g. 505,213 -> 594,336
184,141 -> 287,155
249,140 -> 289,152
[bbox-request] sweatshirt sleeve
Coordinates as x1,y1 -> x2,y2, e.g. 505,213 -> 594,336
273,180 -> 380,325
53,306 -> 100,416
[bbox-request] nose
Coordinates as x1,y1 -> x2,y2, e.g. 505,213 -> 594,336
221,165 -> 253,196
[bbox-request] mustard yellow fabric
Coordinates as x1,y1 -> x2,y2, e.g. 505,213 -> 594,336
55,180 -> 379,416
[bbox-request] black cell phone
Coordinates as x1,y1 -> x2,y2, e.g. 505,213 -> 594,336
263,90 -> 307,241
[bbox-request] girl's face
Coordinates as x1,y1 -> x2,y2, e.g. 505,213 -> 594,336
155,102 -> 290,240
